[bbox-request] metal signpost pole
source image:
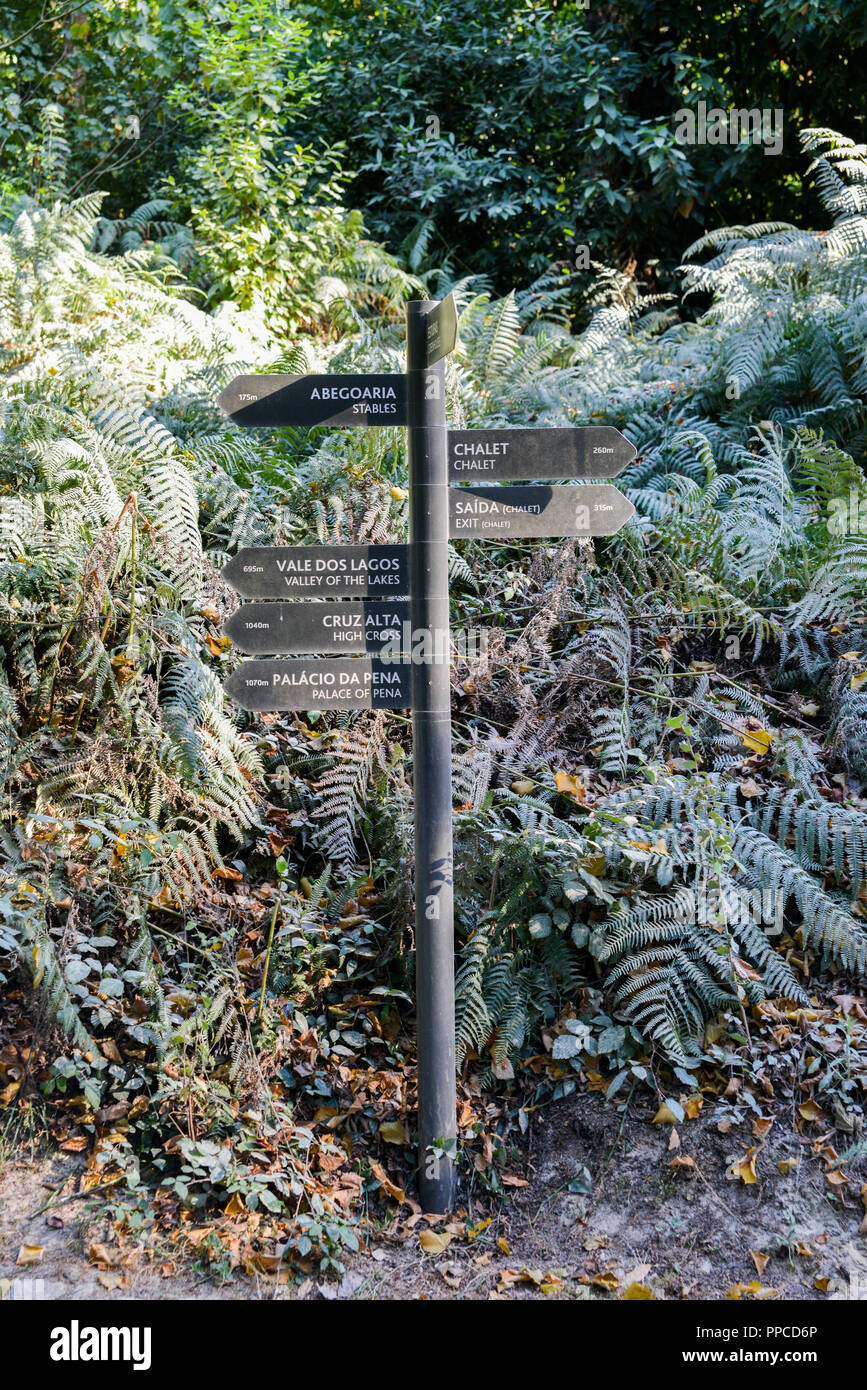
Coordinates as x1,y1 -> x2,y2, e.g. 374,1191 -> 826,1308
406,300 -> 457,1213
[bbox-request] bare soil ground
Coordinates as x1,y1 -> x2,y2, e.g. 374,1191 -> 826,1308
2,1087 -> 865,1302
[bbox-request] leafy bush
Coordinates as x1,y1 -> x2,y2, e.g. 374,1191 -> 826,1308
1,116 -> 866,1228
295,0 -> 867,287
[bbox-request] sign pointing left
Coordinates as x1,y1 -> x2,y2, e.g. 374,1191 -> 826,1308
219,373 -> 407,428
223,544 -> 409,599
224,658 -> 411,711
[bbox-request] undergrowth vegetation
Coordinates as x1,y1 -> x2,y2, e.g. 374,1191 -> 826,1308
0,107 -> 866,1267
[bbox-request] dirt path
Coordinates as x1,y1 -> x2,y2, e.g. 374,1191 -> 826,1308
2,1091 -> 865,1301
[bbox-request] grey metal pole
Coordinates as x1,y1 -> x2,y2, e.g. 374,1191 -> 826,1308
406,299 -> 457,1213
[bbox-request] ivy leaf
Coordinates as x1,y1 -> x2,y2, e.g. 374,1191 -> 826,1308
528,913 -> 552,939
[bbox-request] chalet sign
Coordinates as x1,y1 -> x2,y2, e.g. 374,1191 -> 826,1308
447,426 -> 635,482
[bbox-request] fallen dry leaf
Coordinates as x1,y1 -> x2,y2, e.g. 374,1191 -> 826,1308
554,771 -> 585,801
495,1266 -> 563,1296
798,1099 -> 827,1124
725,1280 -> 776,1300
378,1119 -> 406,1145
652,1101 -> 680,1125
741,728 -> 773,756
419,1229 -> 454,1256
16,1245 -> 43,1266
88,1242 -> 122,1268
729,1151 -> 758,1185
669,1154 -> 697,1172
59,1135 -> 89,1152
370,1160 -> 406,1205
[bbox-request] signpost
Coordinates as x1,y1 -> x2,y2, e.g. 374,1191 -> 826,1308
217,296 -> 636,1213
218,374 -> 407,428
447,425 -> 635,482
224,600 -> 410,655
222,544 -> 409,599
223,657 -> 411,711
424,292 -> 458,367
449,483 -> 635,538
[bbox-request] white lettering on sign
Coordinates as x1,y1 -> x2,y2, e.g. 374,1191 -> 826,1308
453,499 -> 542,517
275,556 -> 401,574
452,442 -> 509,455
269,668 -> 405,694
309,385 -> 397,401
323,613 -> 363,629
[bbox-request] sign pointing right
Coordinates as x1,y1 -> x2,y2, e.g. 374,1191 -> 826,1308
449,483 -> 634,538
448,426 -> 635,482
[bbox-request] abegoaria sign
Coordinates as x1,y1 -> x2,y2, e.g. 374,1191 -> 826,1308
218,374 -> 407,428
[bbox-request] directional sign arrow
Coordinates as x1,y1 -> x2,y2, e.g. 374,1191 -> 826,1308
423,292 -> 458,367
224,600 -> 410,655
448,427 -> 635,482
218,374 -> 407,428
449,484 -> 635,538
222,545 -> 409,600
224,658 -> 411,711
